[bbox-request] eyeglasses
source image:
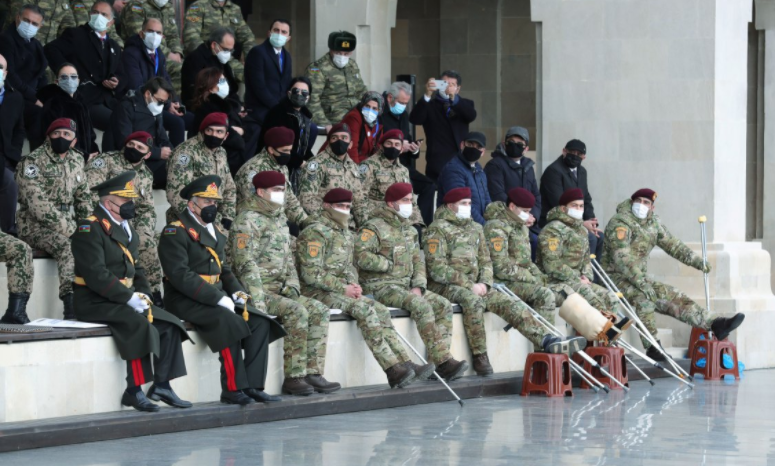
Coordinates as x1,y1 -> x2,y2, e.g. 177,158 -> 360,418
59,74 -> 79,80
216,43 -> 233,53
151,94 -> 167,106
290,88 -> 309,97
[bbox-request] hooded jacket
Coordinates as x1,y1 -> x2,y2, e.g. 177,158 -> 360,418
484,143 -> 541,230
436,152 -> 491,225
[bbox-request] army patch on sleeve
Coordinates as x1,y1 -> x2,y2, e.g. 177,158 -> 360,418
91,158 -> 105,169
616,226 -> 628,240
547,238 -> 559,252
247,170 -> 257,183
78,225 -> 91,233
177,154 -> 191,167
23,164 -> 39,179
307,241 -> 321,257
163,227 -> 177,235
490,237 -> 504,252
360,229 -> 375,242
307,161 -> 319,172
309,68 -> 321,73
359,165 -> 369,176
236,233 -> 248,249
131,4 -> 143,11
427,238 -> 440,255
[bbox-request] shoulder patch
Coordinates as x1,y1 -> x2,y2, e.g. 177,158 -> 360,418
490,237 -> 504,252
427,238 -> 440,255
358,164 -> 369,175
236,233 -> 248,249
131,4 -> 143,10
78,225 -> 91,233
86,215 -> 98,222
247,170 -> 257,182
91,158 -> 105,169
23,164 -> 39,178
187,228 -> 199,241
307,241 -> 322,257
188,4 -> 199,9
177,154 -> 191,167
547,237 -> 559,252
615,226 -> 628,240
309,68 -> 321,73
307,161 -> 319,172
100,218 -> 112,234
360,229 -> 375,242
163,227 -> 177,235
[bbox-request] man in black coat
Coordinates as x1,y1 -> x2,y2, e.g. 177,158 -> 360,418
0,5 -> 47,150
409,70 -> 477,182
44,1 -> 124,131
244,19 -> 292,132
180,26 -> 238,109
0,53 -> 26,235
539,138 -> 605,258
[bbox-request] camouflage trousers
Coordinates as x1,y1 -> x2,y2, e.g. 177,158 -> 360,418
20,228 -> 72,297
307,290 -> 410,370
0,231 -> 33,294
265,291 -> 330,378
167,60 -> 183,98
136,225 -> 163,293
613,275 -> 714,349
503,280 -> 557,350
229,57 -> 244,83
371,285 -> 453,365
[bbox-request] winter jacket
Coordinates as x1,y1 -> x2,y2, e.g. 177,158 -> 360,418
436,152 -> 491,225
318,106 -> 382,165
484,143 -> 542,229
119,33 -> 173,94
37,83 -> 99,157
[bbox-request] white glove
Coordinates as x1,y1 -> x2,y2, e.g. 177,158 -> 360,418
232,292 -> 249,305
127,293 -> 150,313
218,296 -> 235,312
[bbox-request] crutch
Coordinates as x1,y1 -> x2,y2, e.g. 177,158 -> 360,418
615,337 -> 694,388
393,328 -> 465,407
698,216 -> 712,336
494,284 -> 629,392
623,354 -> 654,386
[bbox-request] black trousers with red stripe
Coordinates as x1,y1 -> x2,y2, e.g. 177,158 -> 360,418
219,315 -> 271,392
126,321 -> 187,387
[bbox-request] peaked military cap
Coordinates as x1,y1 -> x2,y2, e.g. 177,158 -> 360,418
91,171 -> 139,198
180,175 -> 223,200
328,30 -> 356,52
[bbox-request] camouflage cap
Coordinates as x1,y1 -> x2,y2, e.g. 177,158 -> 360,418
91,171 -> 139,198
180,175 -> 223,200
328,30 -> 356,52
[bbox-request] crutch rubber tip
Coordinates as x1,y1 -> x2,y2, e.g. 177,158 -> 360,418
698,215 -> 707,223
602,386 -> 610,393
688,376 -> 694,382
458,400 -> 465,407
649,380 -> 656,386
591,386 -> 600,393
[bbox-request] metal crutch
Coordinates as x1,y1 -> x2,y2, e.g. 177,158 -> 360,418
615,338 -> 694,388
698,215 -> 712,337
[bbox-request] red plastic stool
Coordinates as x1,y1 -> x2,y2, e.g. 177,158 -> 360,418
521,353 -> 573,397
573,346 -> 629,390
688,328 -> 713,360
690,339 -> 740,380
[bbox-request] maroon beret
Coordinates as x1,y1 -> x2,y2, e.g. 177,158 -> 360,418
124,131 -> 153,148
323,187 -> 353,203
252,170 -> 286,189
507,187 -> 535,209
385,182 -> 413,203
329,122 -> 351,137
558,188 -> 584,206
199,112 -> 229,132
631,188 -> 657,202
264,127 -> 295,149
443,187 -> 472,205
379,129 -> 404,145
46,118 -> 76,135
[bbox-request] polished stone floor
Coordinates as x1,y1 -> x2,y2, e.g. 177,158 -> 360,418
3,369 -> 772,465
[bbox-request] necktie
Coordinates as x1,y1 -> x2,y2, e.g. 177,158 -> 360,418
279,51 -> 283,72
571,169 -> 578,182
149,52 -> 155,61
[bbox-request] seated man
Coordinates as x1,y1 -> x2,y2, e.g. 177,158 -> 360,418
435,131 -> 491,225
0,230 -> 34,324
296,188 -> 422,389
16,118 -> 92,319
230,171 -> 340,396
602,189 -> 745,360
72,171 -> 191,412
355,182 -> 468,381
180,26 -> 239,108
424,187 -> 585,377
158,175 -> 286,405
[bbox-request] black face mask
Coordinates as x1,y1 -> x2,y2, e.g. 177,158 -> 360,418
505,141 -> 525,158
112,200 -> 136,220
383,147 -> 400,161
197,204 -> 218,224
462,146 -> 482,163
563,153 -> 582,169
274,151 -> 291,166
124,146 -> 147,164
50,137 -> 72,155
289,93 -> 307,108
203,134 -> 224,149
330,139 -> 349,156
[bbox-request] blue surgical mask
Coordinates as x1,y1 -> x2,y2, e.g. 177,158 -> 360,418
269,33 -> 287,48
58,75 -> 79,95
390,102 -> 406,115
17,20 -> 39,40
361,107 -> 378,125
89,13 -> 110,32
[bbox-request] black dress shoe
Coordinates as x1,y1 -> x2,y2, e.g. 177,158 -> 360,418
147,385 -> 192,408
244,388 -> 282,403
121,390 -> 160,412
220,390 -> 255,405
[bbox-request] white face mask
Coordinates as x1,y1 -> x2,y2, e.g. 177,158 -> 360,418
143,31 -> 162,51
269,191 -> 285,205
216,79 -> 229,99
334,207 -> 351,216
632,202 -> 650,219
17,20 -> 39,40
361,107 -> 378,125
147,95 -> 163,116
332,54 -> 349,69
216,49 -> 231,64
567,208 -> 584,220
456,205 -> 471,220
269,33 -> 287,48
89,13 -> 110,32
517,210 -> 530,222
397,204 -> 413,219
153,0 -> 169,7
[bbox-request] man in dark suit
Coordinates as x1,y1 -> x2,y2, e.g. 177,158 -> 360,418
539,139 -> 605,259
44,0 -> 124,132
180,26 -> 238,109
244,19 -> 292,133
0,53 -> 26,235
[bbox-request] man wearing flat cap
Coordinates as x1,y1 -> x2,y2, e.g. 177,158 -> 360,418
165,112 -> 237,229
86,131 -> 165,307
355,182 -> 469,381
602,189 -> 745,361
72,171 -> 192,412
297,187 -> 424,389
304,30 -> 367,130
16,117 -> 92,320
229,170 -> 340,396
159,175 -> 287,405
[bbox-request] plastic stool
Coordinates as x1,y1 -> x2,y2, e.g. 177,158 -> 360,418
521,353 -> 573,397
690,339 -> 740,380
688,328 -> 713,360
573,346 -> 629,390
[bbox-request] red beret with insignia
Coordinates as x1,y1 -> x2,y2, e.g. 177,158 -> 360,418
46,118 -> 76,135
323,187 -> 353,203
379,129 -> 404,146
443,187 -> 471,205
558,188 -> 584,206
124,131 -> 153,148
199,112 -> 229,132
264,127 -> 295,149
329,122 -> 351,137
385,182 -> 413,203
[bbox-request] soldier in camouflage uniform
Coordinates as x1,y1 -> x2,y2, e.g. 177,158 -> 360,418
602,189 -> 745,360
166,112 -> 236,228
355,183 -> 468,381
70,0 -> 124,48
229,171 -> 341,396
298,123 -> 367,229
234,127 -> 307,226
0,230 -> 34,324
120,0 -> 184,94
296,188 -> 420,389
424,188 -> 585,376
360,130 -> 424,228
182,0 -> 255,83
16,118 -> 91,319
305,31 -> 367,128
6,0 -> 75,46
85,131 -> 164,306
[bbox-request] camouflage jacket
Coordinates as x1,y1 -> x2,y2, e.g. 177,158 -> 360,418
165,133 -> 236,224
360,152 -> 424,226
298,147 -> 367,229
7,0 -> 75,45
304,52 -> 367,126
602,199 -> 701,287
537,206 -> 592,284
16,141 -> 91,235
423,205 -> 493,290
355,204 -> 425,292
84,150 -> 156,233
296,210 -> 358,295
233,149 -> 307,225
182,0 -> 255,56
120,0 -> 183,55
70,2 -> 123,48
483,201 -> 545,285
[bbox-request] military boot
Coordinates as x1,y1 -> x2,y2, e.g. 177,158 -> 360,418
435,358 -> 468,381
542,335 -> 587,357
305,374 -> 341,394
472,353 -> 493,376
404,361 -> 435,381
152,291 -> 164,308
0,292 -> 31,324
711,313 -> 746,341
646,341 -> 670,362
282,377 -> 315,396
385,363 -> 415,388
61,293 -> 75,320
